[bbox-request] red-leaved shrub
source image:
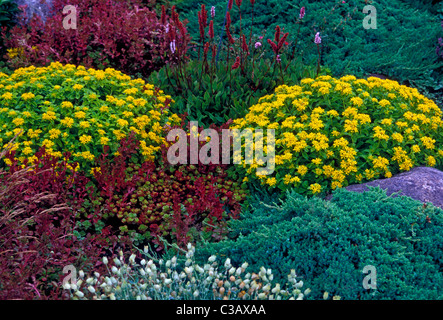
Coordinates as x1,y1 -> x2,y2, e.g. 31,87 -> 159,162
0,138 -> 130,300
2,0 -> 190,77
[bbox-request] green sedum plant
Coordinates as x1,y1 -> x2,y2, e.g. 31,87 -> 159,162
194,187 -> 443,300
0,62 -> 182,172
230,75 -> 443,195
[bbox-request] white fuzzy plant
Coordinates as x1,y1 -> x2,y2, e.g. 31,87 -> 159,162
63,243 -> 310,300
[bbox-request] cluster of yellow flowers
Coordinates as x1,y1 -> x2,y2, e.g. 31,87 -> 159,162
0,62 -> 182,171
231,74 -> 443,195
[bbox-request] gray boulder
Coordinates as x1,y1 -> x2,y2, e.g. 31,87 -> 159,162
13,0 -> 54,24
329,167 -> 443,209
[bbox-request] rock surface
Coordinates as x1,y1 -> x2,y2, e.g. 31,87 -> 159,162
328,167 -> 443,209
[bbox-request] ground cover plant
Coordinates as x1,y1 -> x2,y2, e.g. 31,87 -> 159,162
193,187 -> 443,300
230,75 -> 443,195
0,62 -> 182,174
77,130 -> 248,251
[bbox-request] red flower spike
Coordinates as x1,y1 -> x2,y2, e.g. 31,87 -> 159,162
235,0 -> 242,8
231,56 -> 240,69
172,10 -> 180,25
228,0 -> 233,10
200,4 -> 207,28
242,34 -> 249,55
267,38 -> 278,54
161,5 -> 166,25
277,32 -> 289,51
209,20 -> 214,39
226,25 -> 235,44
274,25 -> 281,43
212,44 -> 217,61
198,11 -> 205,39
250,0 -> 255,4
226,11 -> 231,28
178,20 -> 186,37
169,27 -> 176,42
171,5 -> 177,23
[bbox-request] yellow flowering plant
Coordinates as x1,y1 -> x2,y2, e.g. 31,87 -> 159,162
0,62 -> 182,172
231,75 -> 443,195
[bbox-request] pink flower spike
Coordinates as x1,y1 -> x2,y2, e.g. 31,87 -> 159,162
211,6 -> 215,18
314,32 -> 321,44
299,7 -> 305,19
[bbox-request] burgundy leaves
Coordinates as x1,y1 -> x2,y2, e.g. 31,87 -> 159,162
2,0 -> 190,77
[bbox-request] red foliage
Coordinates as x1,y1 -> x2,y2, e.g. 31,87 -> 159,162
0,147 -> 130,300
232,56 -> 241,70
198,4 -> 208,41
88,129 -> 247,251
2,0 -> 190,77
267,25 -> 289,55
242,34 -> 249,55
209,20 -> 214,39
